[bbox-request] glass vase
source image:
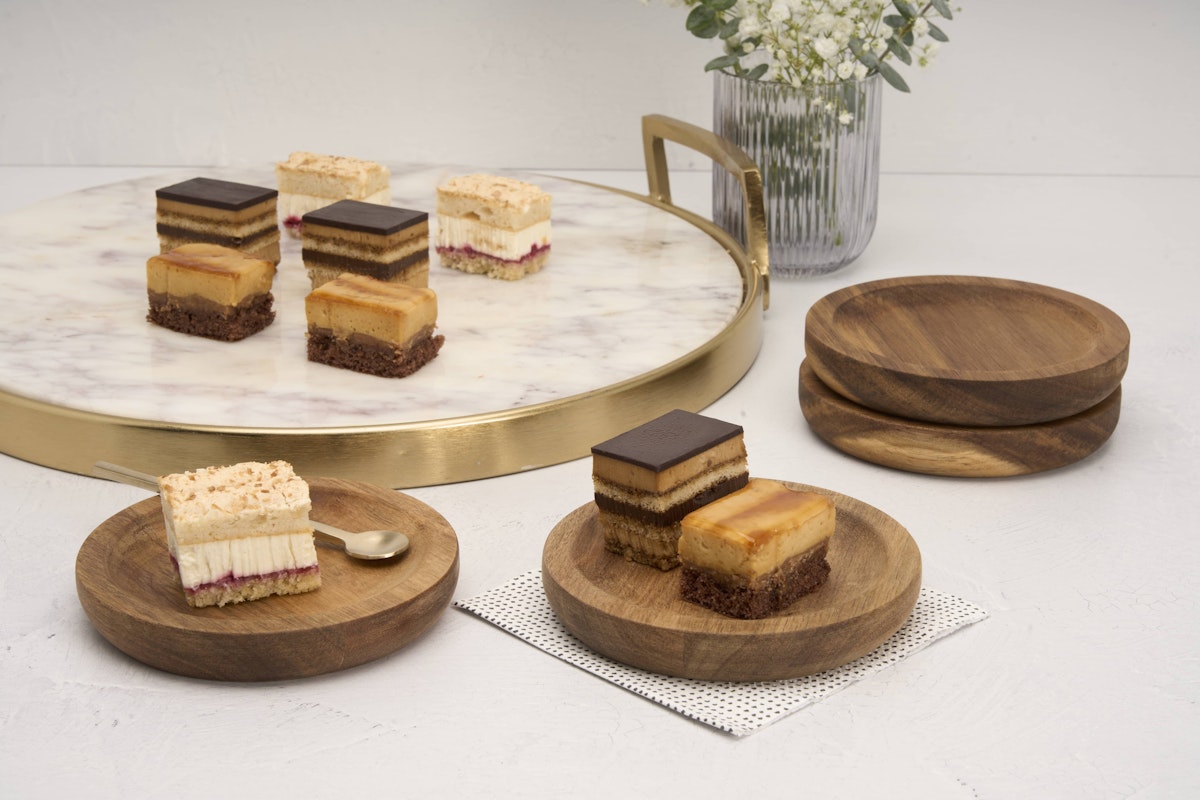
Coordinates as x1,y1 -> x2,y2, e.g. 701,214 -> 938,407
712,70 -> 882,278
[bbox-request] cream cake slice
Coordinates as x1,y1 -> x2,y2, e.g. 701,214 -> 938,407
146,243 -> 276,341
301,200 -> 429,289
156,177 -> 281,265
305,273 -> 444,378
276,151 -> 391,237
679,478 -> 836,619
157,461 -> 320,608
592,409 -> 749,571
435,174 -> 551,280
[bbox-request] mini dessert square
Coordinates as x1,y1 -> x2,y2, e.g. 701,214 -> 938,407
157,461 -> 321,608
155,177 -> 281,265
305,273 -> 444,378
591,409 -> 748,571
436,174 -> 551,280
276,151 -> 391,237
146,243 -> 277,341
678,479 -> 836,620
301,200 -> 429,289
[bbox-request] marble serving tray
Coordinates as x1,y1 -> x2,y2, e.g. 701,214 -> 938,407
0,164 -> 763,487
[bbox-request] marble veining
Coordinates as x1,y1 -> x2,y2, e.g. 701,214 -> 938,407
0,165 -> 745,429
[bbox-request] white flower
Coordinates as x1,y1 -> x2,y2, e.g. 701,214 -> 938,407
836,60 -> 855,79
767,1 -> 791,23
913,17 -> 930,36
839,110 -> 854,125
813,36 -> 839,62
853,62 -> 869,79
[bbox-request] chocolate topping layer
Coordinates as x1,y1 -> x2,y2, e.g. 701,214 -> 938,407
303,199 -> 427,235
591,409 -> 745,472
156,177 -> 278,211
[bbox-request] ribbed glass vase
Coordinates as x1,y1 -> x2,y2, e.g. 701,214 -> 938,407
713,70 -> 882,278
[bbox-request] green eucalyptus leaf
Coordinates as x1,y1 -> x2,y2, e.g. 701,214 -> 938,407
719,17 -> 741,39
686,5 -> 720,39
704,0 -> 738,11
745,63 -> 769,81
893,0 -> 918,20
705,54 -> 741,72
926,21 -> 949,42
902,29 -> 915,46
887,37 -> 912,65
883,14 -> 907,29
930,0 -> 953,19
876,59 -> 911,92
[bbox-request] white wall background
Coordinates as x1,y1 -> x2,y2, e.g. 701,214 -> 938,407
2,0 -> 1197,175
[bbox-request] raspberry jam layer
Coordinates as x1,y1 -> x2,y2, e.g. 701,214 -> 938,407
435,243 -> 550,264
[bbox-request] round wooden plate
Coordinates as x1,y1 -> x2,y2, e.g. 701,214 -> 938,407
804,275 -> 1130,426
75,477 -> 459,681
541,483 -> 921,682
799,360 -> 1122,477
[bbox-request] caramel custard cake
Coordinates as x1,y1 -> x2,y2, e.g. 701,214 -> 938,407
146,243 -> 276,341
158,461 -> 321,608
305,273 -> 444,378
592,409 -> 749,571
679,479 -> 835,620
276,151 -> 391,237
436,174 -> 551,280
155,177 -> 281,265
301,200 -> 429,289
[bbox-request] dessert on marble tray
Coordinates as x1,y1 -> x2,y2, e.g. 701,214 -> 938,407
591,409 -> 749,571
305,273 -> 444,378
435,173 -> 551,280
275,151 -> 391,237
678,478 -> 836,619
157,460 -> 321,608
155,176 -> 281,265
146,243 -> 277,341
301,199 -> 430,290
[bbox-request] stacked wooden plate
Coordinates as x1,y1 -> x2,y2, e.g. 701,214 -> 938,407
799,276 -> 1130,477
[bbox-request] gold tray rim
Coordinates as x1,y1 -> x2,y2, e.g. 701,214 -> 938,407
0,143 -> 766,487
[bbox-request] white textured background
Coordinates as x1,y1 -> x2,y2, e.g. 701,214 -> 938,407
2,0 -> 1197,175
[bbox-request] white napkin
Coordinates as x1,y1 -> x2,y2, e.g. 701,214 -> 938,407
455,570 -> 987,737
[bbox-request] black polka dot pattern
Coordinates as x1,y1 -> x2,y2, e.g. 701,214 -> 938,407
455,572 -> 987,737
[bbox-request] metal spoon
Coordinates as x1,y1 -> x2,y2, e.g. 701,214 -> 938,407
92,461 -> 410,561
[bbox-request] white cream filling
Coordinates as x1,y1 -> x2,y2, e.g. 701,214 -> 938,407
436,217 -> 551,261
171,531 -> 318,589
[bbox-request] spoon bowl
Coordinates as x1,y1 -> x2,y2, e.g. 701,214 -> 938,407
92,461 -> 410,562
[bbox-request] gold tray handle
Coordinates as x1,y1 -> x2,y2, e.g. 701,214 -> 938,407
641,113 -> 770,310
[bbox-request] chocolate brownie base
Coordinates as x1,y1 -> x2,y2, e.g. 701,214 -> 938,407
680,542 -> 831,620
307,326 -> 444,378
147,291 -> 275,341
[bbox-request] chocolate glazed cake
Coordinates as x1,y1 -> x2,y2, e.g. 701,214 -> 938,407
301,200 -> 430,290
155,177 -> 281,265
591,409 -> 749,570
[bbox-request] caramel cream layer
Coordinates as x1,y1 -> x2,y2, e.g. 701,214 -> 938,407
157,197 -> 277,228
305,274 -> 438,345
147,243 -> 275,306
679,479 -> 836,579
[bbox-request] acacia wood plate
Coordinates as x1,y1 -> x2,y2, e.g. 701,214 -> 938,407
75,477 -> 459,681
799,360 -> 1121,477
804,275 -> 1130,426
541,483 -> 921,682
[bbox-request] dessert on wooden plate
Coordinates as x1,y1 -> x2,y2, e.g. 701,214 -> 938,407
276,151 -> 391,237
436,174 -> 551,280
301,199 -> 429,289
678,478 -> 835,619
155,177 -> 281,265
305,273 -> 444,378
146,243 -> 277,341
157,461 -> 321,608
591,409 -> 748,570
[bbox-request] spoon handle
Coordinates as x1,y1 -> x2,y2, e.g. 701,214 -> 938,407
93,461 -> 160,493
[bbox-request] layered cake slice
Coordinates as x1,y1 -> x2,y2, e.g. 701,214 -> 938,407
301,200 -> 429,289
305,273 -> 444,378
146,243 -> 276,341
276,151 -> 391,237
679,479 -> 836,620
156,177 -> 281,265
592,409 -> 749,570
157,461 -> 321,608
436,174 -> 551,280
